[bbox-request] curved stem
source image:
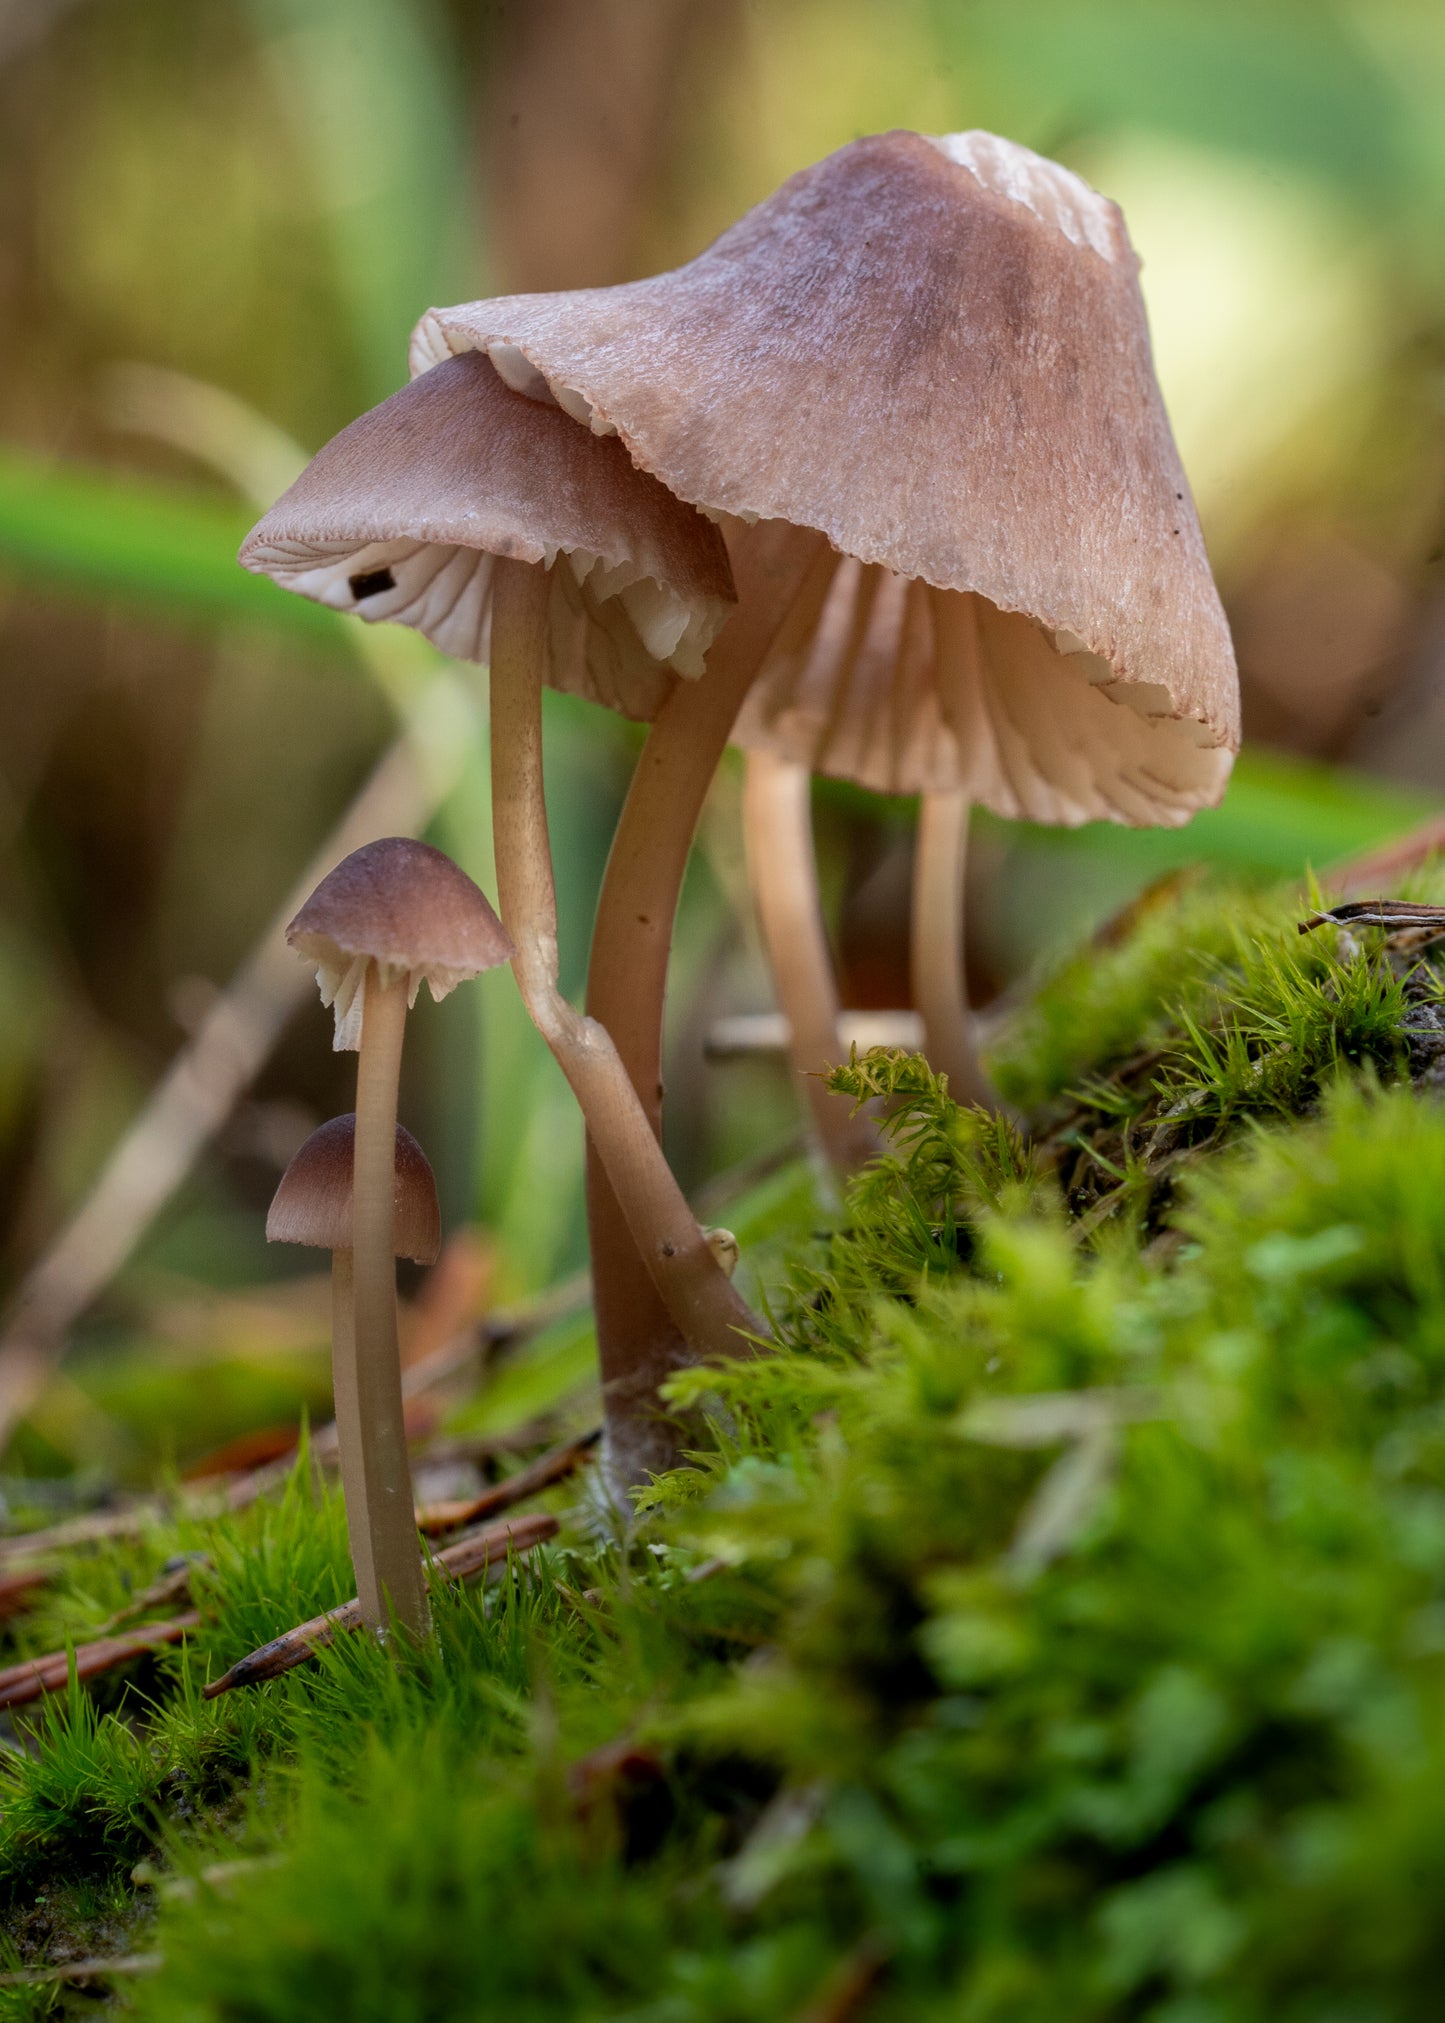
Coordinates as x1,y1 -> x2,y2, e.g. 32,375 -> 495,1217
743,749 -> 880,1172
489,556 -> 761,1369
585,523 -> 827,1491
911,790 -> 999,1111
351,968 -> 429,1636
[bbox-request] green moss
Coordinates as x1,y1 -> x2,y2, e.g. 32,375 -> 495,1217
10,870 -> 1445,2014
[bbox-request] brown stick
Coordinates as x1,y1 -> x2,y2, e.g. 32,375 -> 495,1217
1325,814 -> 1445,897
0,1506 -> 155,1565
0,1565 -> 49,1620
743,749 -> 880,1172
0,1611 -> 201,1711
792,1936 -> 890,2023
489,558 -> 762,1369
202,1512 -> 557,1696
416,1428 -> 598,1535
584,522 -> 830,1490
911,789 -> 1000,1111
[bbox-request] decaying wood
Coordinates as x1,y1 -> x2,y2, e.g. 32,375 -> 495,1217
202,1512 -> 558,1697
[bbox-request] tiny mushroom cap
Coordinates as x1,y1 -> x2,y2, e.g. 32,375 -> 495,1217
411,129 -> 1240,826
266,1113 -> 442,1265
287,837 -> 515,1049
239,351 -> 736,723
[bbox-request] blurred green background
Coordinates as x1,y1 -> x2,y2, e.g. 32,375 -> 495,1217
3,0 -> 1445,1483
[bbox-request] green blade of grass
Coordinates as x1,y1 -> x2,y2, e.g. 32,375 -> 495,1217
997,747 -> 1436,881
0,448 -> 342,643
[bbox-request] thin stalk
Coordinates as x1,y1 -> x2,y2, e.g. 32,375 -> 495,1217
911,789 -> 998,1111
489,556 -> 761,1366
585,522 -> 827,1490
350,968 -> 428,1635
743,748 -> 880,1172
327,1249 -> 377,1610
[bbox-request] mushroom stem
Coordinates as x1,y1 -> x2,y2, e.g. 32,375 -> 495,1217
327,1248 -> 376,1607
350,968 -> 429,1636
584,522 -> 825,1492
910,789 -> 999,1111
488,556 -> 762,1367
742,749 -> 880,1173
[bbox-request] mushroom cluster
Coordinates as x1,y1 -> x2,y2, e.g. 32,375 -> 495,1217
242,127 -> 1239,1507
272,838 -> 513,1635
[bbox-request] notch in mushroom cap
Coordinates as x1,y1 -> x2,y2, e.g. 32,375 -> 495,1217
239,350 -> 736,723
287,836 -> 514,1050
266,1114 -> 441,1264
412,127 -> 1239,824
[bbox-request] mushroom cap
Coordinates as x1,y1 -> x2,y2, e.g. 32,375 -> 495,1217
411,129 -> 1239,825
240,351 -> 736,720
288,837 -> 514,1050
266,1113 -> 442,1264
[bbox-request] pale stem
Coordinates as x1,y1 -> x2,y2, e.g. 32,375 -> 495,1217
350,967 -> 429,1636
585,522 -> 825,1491
911,789 -> 999,1111
328,1248 -> 378,1611
488,555 -> 761,1367
743,748 -> 880,1173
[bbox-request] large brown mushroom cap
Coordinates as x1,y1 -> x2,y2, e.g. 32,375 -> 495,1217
241,352 -> 736,720
288,837 -> 514,1049
266,1113 -> 442,1264
411,129 -> 1238,823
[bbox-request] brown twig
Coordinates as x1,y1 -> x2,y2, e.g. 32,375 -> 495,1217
1300,899 -> 1445,935
202,1511 -> 558,1697
0,1504 -> 159,1566
217,1277 -> 593,1514
97,1554 -> 209,1633
0,1564 -> 49,1620
1324,816 -> 1445,897
415,1428 -> 599,1536
0,1611 -> 201,1711
792,1935 -> 890,2023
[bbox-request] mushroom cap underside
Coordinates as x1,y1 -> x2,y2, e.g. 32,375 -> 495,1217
730,530 -> 1231,822
241,352 -> 736,719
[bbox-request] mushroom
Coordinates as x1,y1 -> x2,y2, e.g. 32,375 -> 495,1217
241,360 -> 762,1493
285,837 -> 512,1633
266,1112 -> 440,1633
740,745 -> 884,1165
409,127 -> 1240,1166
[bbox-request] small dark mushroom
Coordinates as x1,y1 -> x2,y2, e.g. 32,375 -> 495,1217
267,1112 -> 441,1633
